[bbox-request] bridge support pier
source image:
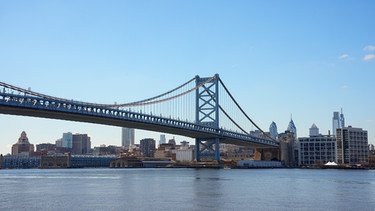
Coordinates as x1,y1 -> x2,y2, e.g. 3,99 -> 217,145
195,138 -> 220,162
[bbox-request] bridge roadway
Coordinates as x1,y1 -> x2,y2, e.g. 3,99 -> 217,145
0,93 -> 279,148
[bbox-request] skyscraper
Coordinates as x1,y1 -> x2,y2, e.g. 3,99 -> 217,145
122,128 -> 135,147
72,134 -> 91,154
269,122 -> 278,139
332,109 -> 345,136
159,134 -> 166,145
62,132 -> 73,148
332,112 -> 340,136
287,116 -> 297,138
340,108 -> 345,128
140,138 -> 156,157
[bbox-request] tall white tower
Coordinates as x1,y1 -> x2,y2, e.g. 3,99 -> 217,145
159,134 -> 166,145
122,128 -> 135,147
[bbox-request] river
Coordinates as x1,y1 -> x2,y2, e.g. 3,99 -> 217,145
1,168 -> 374,210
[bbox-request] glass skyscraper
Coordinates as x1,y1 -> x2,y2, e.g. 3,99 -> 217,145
269,121 -> 278,139
332,109 -> 345,136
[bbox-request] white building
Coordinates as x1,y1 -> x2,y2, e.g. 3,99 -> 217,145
122,128 -> 135,147
298,135 -> 336,166
174,149 -> 194,162
159,134 -> 166,145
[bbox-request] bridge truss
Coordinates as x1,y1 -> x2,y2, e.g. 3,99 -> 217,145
0,74 -> 278,161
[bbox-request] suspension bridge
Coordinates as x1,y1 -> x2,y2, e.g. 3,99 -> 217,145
0,74 -> 279,161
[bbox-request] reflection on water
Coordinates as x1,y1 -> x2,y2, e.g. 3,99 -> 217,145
0,168 -> 374,210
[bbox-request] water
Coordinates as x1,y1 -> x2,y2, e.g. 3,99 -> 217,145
1,168 -> 375,211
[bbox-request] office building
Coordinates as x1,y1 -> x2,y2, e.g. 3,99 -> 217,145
332,109 -> 345,136
11,131 -> 35,156
298,124 -> 336,166
287,116 -> 297,138
269,121 -> 278,139
159,134 -> 166,145
140,138 -> 156,157
332,112 -> 340,136
336,126 -> 368,164
62,132 -> 73,148
122,128 -> 135,147
72,134 -> 91,155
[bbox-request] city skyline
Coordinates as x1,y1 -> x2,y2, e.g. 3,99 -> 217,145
1,1 -> 374,155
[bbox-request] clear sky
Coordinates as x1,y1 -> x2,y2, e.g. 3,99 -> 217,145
1,1 -> 374,155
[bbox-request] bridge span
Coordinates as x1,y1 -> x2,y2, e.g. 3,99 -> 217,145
0,74 -> 279,161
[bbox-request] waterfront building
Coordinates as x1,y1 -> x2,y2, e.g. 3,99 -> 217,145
122,128 -> 135,147
11,131 -> 34,156
278,131 -> 296,167
140,138 -> 156,157
72,134 -> 91,155
336,126 -> 368,164
269,121 -> 278,139
298,124 -> 336,166
173,149 -> 194,162
40,154 -> 71,168
62,132 -> 73,148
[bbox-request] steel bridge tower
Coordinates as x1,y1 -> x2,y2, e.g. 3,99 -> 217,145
195,74 -> 220,162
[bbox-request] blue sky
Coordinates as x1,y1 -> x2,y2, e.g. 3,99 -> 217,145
1,1 -> 374,155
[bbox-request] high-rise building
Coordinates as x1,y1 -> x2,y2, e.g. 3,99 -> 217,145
72,134 -> 91,154
62,132 -> 73,148
332,109 -> 345,136
287,116 -> 297,138
287,116 -> 298,164
336,126 -> 368,164
269,122 -> 278,139
159,134 -> 166,145
332,112 -> 340,136
11,131 -> 34,156
340,108 -> 345,128
122,128 -> 135,147
140,138 -> 156,157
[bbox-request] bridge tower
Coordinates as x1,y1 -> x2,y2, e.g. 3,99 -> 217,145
195,74 -> 220,162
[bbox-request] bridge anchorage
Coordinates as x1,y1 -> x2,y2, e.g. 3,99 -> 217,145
0,74 -> 279,162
